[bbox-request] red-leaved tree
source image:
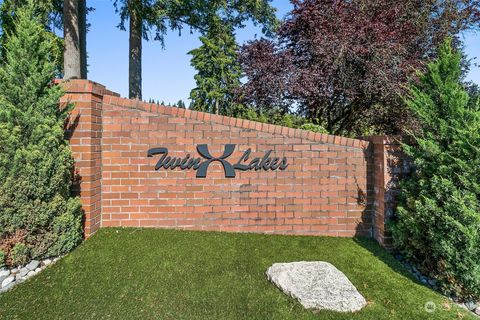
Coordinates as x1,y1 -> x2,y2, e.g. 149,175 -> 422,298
239,0 -> 480,135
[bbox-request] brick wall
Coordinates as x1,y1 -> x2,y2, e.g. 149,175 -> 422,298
364,136 -> 412,247
61,80 -> 403,243
61,81 -> 118,235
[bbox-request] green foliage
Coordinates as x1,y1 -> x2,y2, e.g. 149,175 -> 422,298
391,39 -> 480,300
10,243 -> 28,266
0,250 -> 5,268
0,2 -> 83,266
466,82 -> 480,111
233,108 -> 331,134
175,100 -> 186,108
0,0 -> 63,71
113,0 -> 277,114
189,18 -> 241,115
299,123 -> 329,134
113,0 -> 278,45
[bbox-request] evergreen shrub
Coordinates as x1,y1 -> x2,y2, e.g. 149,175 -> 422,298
0,2 -> 82,267
391,40 -> 480,300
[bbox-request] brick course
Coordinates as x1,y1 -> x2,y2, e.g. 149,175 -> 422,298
61,80 -> 400,244
364,136 -> 412,247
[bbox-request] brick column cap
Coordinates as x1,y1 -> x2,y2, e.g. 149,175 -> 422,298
55,79 -> 120,97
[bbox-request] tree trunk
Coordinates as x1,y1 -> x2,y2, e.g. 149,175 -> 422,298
129,0 -> 142,100
63,0 -> 81,79
79,0 -> 87,79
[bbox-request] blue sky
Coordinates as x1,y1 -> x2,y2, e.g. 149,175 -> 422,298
84,0 -> 479,104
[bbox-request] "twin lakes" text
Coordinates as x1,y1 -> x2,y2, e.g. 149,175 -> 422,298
147,144 -> 288,178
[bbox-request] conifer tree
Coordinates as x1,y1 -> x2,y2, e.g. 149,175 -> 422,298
113,0 -> 277,100
0,0 -> 63,70
175,99 -> 185,108
189,18 -> 241,115
392,39 -> 480,300
0,1 -> 82,266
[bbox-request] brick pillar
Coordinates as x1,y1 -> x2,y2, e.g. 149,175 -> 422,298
364,136 -> 411,247
59,80 -> 114,237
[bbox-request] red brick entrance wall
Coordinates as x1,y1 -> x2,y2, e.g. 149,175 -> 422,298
365,136 -> 412,247
62,80 -> 401,244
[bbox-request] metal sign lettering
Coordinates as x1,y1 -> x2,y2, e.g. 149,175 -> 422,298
147,144 -> 288,178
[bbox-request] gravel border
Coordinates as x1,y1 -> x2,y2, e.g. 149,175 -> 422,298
395,254 -> 480,317
0,257 -> 62,294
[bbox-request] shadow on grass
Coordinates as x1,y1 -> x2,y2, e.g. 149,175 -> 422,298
353,237 -> 427,287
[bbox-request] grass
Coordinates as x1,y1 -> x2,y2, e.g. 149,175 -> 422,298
0,228 -> 474,320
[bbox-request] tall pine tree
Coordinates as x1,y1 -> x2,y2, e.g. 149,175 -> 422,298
0,1 -> 82,266
189,18 -> 241,115
63,0 -> 88,79
113,0 -> 278,100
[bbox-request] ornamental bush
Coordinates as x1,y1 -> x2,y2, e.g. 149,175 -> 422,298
10,243 -> 28,266
0,2 -> 82,266
299,123 -> 329,134
391,40 -> 480,300
0,250 -> 5,268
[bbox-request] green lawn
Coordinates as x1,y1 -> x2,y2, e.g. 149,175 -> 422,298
0,228 -> 473,320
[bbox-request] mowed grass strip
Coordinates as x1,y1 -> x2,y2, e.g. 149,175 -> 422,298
0,228 -> 473,320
